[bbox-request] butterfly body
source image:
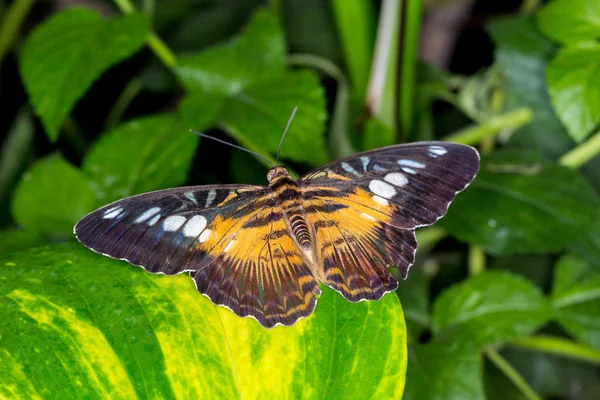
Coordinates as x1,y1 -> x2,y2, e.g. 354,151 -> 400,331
75,142 -> 480,328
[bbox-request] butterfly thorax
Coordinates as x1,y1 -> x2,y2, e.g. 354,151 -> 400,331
267,166 -> 313,253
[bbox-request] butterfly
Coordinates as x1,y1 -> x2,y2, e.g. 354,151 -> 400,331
75,142 -> 479,328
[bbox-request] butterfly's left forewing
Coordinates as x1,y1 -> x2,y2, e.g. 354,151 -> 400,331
75,185 -> 320,328
301,142 -> 479,302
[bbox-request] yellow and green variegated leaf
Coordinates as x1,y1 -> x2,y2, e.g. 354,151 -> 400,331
0,243 -> 407,399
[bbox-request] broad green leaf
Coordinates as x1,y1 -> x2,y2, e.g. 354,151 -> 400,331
487,16 -> 573,157
0,229 -> 45,255
552,254 -> 600,349
11,155 -> 95,237
546,42 -> 600,142
569,207 -> 600,268
433,271 -> 550,346
219,70 -> 328,166
0,244 -> 407,399
440,152 -> 600,254
362,118 -> 395,151
20,8 -> 148,141
537,0 -> 600,43
404,332 -> 484,400
82,114 -> 198,204
175,8 -> 284,95
175,9 -> 328,166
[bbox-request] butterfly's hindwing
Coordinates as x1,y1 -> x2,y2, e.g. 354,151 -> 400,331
300,142 -> 479,300
306,196 -> 417,302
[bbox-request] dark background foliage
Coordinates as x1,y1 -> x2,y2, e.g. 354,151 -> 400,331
1,0 -> 600,399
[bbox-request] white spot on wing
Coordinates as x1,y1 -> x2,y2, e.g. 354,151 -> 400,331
224,240 -> 236,252
103,207 -> 123,219
184,192 -> 197,205
163,215 -> 186,231
341,162 -> 360,176
373,164 -> 386,172
198,229 -> 212,243
369,180 -> 396,199
183,215 -> 207,237
205,190 -> 217,207
360,212 -> 376,221
148,214 -> 161,226
398,159 -> 425,168
360,156 -> 370,171
372,195 -> 389,206
429,145 -> 447,156
135,207 -> 161,223
384,172 -> 408,187
402,167 -> 417,175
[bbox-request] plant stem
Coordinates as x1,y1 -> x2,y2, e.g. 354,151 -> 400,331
331,0 -> 375,104
559,129 -> 600,169
468,246 -> 485,275
398,0 -> 423,137
444,107 -> 532,145
62,117 -> 88,155
0,0 -> 34,66
520,0 -> 542,13
485,348 -> 542,400
113,0 -> 176,68
105,78 -> 143,129
509,335 -> 600,365
366,0 -> 400,126
288,53 -> 355,158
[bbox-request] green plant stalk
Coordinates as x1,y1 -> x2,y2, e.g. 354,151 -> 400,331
398,0 -> 423,137
62,117 -> 88,155
520,0 -> 542,13
468,246 -> 485,275
288,54 -> 355,158
331,0 -> 375,104
509,335 -> 600,365
113,0 -> 176,68
143,0 -> 155,20
444,107 -> 533,145
559,129 -> 600,169
485,348 -> 542,400
366,0 -> 400,128
105,78 -> 143,129
0,0 -> 34,66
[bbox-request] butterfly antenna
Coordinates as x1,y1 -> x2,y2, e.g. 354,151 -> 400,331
276,106 -> 298,166
190,130 -> 274,166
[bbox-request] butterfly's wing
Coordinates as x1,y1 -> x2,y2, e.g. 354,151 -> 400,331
75,185 -> 320,328
301,142 -> 479,301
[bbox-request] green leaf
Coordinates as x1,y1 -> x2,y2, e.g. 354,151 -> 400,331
20,8 -> 148,141
432,271 -> 550,346
175,8 -> 284,95
546,42 -> 600,142
11,155 -> 95,237
0,229 -> 45,255
487,16 -> 573,157
219,70 -> 328,166
552,254 -> 600,349
82,114 -> 198,204
537,0 -> 600,44
404,332 -> 484,400
440,152 -> 600,254
0,243 -> 407,398
175,9 -> 328,166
